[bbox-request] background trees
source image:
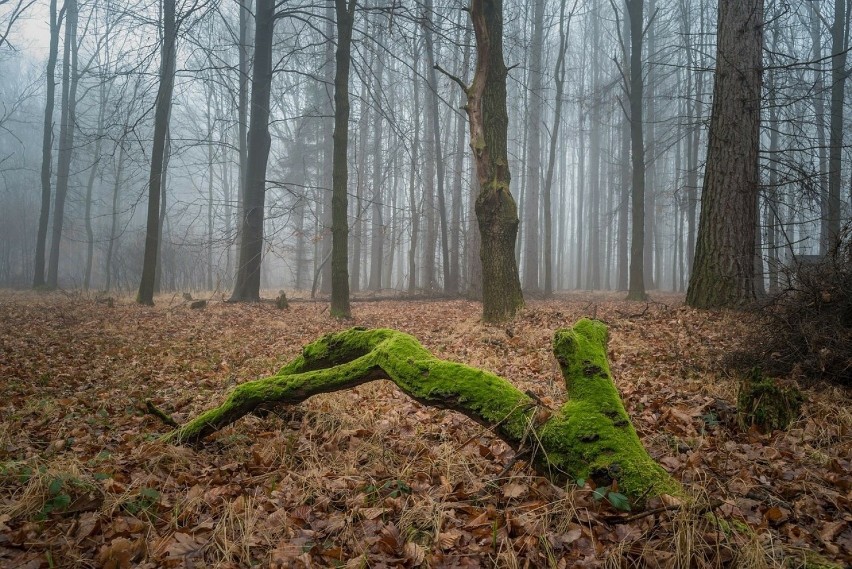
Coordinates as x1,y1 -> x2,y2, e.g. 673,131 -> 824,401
0,0 -> 848,311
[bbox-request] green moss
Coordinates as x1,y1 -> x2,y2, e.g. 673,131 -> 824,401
164,322 -> 680,504
548,320 -> 682,499
737,368 -> 803,432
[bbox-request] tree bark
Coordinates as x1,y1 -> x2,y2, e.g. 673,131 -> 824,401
229,0 -> 275,302
163,320 -> 680,503
626,0 -> 647,301
465,0 -> 523,322
542,0 -> 573,297
827,0 -> 847,249
686,0 -> 763,309
522,0 -> 545,292
46,0 -> 78,290
330,0 -> 356,318
137,0 -> 176,305
34,0 -> 60,289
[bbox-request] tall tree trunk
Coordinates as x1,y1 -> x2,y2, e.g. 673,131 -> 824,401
206,79 -> 215,292
330,0 -> 356,318
542,0 -> 573,297
450,25 -> 471,295
810,2 -> 829,255
465,0 -> 523,322
687,0 -> 763,308
616,0 -> 631,291
83,78 -> 107,292
230,0 -> 274,301
368,27 -> 385,292
105,139 -> 126,293
137,0 -> 176,304
236,0 -> 250,269
46,0 -> 78,289
626,0 -> 647,301
34,0 -> 60,289
319,4 -> 335,295
643,0 -> 657,290
827,0 -> 847,248
587,8 -> 602,291
423,0 -> 452,293
408,57 -> 422,294
522,0 -> 545,292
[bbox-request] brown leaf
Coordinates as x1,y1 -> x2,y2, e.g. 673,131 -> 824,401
502,482 -> 527,498
404,541 -> 426,565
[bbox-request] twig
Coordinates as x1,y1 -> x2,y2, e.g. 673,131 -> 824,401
145,400 -> 179,428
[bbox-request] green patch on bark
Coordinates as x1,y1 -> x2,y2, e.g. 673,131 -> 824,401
163,320 -> 681,504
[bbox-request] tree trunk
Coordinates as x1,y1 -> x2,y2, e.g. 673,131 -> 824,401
137,0 -> 176,305
465,0 -> 523,322
827,0 -> 847,249
229,0 -> 274,302
626,0 -> 647,301
686,0 -> 763,309
450,24 -> 472,295
330,0 -> 356,318
163,320 -> 680,503
522,0 -> 545,292
368,26 -> 385,292
34,0 -> 60,289
542,0 -> 573,297
46,0 -> 78,290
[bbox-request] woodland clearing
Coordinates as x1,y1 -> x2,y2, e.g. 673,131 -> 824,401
0,291 -> 850,568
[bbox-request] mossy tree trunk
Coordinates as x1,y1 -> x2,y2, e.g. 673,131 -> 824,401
163,319 -> 679,503
466,0 -> 524,322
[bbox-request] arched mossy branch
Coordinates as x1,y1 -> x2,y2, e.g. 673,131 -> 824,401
162,320 -> 681,502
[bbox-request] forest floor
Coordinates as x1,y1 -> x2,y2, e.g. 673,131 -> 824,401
0,290 -> 850,568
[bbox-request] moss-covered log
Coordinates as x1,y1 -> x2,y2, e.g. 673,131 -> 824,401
163,319 -> 680,502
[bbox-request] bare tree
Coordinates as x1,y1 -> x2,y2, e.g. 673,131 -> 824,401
138,0 -> 177,304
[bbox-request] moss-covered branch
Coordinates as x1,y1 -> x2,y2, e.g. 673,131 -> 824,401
163,320 -> 681,502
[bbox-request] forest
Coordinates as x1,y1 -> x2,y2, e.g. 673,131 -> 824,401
0,0 -> 851,567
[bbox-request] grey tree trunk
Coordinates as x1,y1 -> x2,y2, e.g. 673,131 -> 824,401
330,0 -> 356,318
423,0 -> 452,293
34,0 -> 60,289
368,26 -> 385,292
522,0 -> 544,292
542,0 -> 573,297
229,0 -> 275,302
137,0 -> 176,304
827,0 -> 847,248
626,0 -> 647,301
47,0 -> 78,290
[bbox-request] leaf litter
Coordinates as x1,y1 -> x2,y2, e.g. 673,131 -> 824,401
0,290 -> 849,567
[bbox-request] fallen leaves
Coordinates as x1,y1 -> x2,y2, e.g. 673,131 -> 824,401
0,291 -> 850,567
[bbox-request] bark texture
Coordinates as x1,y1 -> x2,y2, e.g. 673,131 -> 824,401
686,0 -> 763,309
466,0 -> 523,322
330,0 -> 356,317
163,320 -> 680,503
230,0 -> 275,302
34,0 -> 60,289
137,0 -> 176,305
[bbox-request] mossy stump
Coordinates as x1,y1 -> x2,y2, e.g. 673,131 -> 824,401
162,319 -> 681,504
737,368 -> 803,432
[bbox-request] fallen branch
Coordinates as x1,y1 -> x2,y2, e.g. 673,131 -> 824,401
163,319 -> 681,503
